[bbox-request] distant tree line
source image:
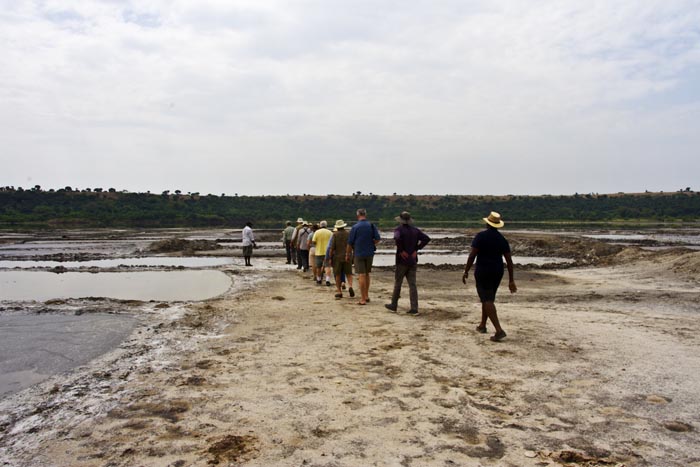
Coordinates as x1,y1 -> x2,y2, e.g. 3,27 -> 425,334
0,187 -> 698,228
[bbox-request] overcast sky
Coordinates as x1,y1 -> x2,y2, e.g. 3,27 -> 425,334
2,1 -> 699,196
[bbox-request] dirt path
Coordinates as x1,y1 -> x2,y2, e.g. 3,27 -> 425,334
1,258 -> 699,466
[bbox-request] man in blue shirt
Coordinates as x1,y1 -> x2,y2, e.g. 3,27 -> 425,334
346,208 -> 381,305
385,211 -> 431,315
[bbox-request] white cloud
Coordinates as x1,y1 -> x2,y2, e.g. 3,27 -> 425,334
1,0 -> 699,195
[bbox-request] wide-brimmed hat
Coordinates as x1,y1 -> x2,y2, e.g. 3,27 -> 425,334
395,211 -> 414,225
302,220 -> 309,226
334,219 -> 347,229
296,217 -> 304,223
483,211 -> 504,228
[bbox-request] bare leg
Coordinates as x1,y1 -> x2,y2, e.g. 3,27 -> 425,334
365,273 -> 371,301
483,302 -> 503,333
358,274 -> 368,303
335,274 -> 343,294
479,303 -> 488,328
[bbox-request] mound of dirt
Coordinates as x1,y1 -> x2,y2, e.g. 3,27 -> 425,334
667,251 -> 700,276
509,235 -> 624,263
148,238 -> 221,253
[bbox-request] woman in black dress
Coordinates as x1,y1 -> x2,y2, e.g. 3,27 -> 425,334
462,212 -> 517,341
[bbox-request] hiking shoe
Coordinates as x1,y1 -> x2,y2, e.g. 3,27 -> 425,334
407,309 -> 419,315
384,304 -> 397,313
490,330 -> 507,342
326,281 -> 331,286
348,287 -> 355,297
476,326 -> 488,334
316,280 -> 322,285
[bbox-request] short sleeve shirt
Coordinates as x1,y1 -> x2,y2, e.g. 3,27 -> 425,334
471,228 -> 510,274
311,228 -> 332,256
348,220 -> 380,257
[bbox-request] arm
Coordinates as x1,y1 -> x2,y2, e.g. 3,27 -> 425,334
416,231 -> 430,253
327,234 -> 334,260
504,252 -> 517,293
462,247 -> 478,285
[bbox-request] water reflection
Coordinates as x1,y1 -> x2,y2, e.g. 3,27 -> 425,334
0,256 -> 234,269
0,270 -> 232,302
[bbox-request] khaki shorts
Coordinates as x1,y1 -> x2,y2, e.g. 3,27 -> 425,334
314,255 -> 326,268
354,256 -> 374,274
333,260 -> 353,277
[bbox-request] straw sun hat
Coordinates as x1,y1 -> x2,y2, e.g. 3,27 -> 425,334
334,219 -> 347,229
483,211 -> 505,228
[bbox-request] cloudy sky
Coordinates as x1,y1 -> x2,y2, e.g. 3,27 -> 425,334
2,1 -> 699,196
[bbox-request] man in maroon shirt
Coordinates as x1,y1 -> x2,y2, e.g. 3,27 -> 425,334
385,211 -> 431,315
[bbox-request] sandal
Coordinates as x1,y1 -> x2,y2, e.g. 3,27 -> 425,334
348,287 -> 355,297
334,293 -> 343,299
476,326 -> 487,334
490,330 -> 507,342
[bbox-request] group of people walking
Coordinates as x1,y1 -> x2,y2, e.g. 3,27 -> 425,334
284,208 -> 380,304
261,209 -> 516,342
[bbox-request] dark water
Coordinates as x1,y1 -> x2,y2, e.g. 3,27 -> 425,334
0,313 -> 136,397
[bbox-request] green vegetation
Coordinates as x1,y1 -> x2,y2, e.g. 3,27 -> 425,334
1,187 -> 699,228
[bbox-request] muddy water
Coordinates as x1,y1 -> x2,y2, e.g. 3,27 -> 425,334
0,313 -> 136,397
0,270 -> 232,302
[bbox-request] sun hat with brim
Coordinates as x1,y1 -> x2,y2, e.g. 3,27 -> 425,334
483,211 -> 504,228
334,219 -> 347,229
302,220 -> 309,226
296,217 -> 304,223
395,211 -> 414,225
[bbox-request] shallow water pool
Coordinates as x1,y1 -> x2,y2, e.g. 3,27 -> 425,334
0,270 -> 232,302
0,256 -> 234,270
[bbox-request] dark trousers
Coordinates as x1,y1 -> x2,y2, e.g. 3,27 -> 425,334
285,241 -> 296,263
300,250 -> 310,272
390,263 -> 418,311
296,246 -> 303,268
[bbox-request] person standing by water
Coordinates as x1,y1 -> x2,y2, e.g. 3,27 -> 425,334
346,208 -> 380,305
241,221 -> 257,267
385,211 -> 430,315
283,221 -> 296,265
462,212 -> 517,341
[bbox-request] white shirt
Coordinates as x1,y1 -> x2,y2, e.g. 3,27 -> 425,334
242,226 -> 255,246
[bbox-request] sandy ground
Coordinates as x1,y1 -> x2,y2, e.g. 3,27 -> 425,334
1,250 -> 699,467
